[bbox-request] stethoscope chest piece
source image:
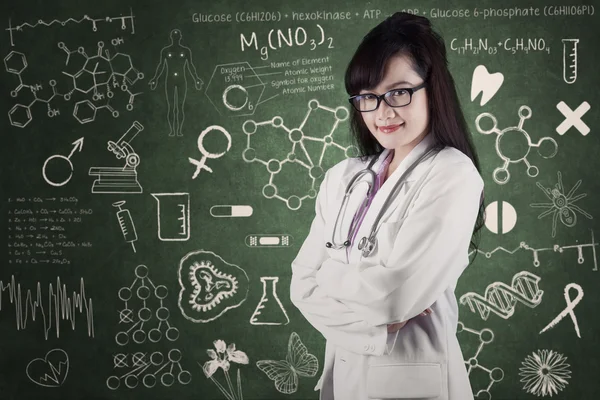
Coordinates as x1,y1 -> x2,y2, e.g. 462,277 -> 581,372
357,235 -> 376,257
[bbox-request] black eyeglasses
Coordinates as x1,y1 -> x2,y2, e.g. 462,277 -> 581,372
348,82 -> 426,112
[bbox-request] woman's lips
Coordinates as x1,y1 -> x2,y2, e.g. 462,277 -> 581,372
378,123 -> 403,134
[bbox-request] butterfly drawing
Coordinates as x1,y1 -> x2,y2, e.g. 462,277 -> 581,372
256,331 -> 319,394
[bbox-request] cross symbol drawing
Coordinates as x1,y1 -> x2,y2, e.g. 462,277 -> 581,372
556,101 -> 591,136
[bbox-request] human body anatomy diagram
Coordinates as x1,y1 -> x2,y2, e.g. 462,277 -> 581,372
148,29 -> 203,137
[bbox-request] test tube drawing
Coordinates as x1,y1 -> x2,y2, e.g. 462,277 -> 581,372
562,38 -> 579,84
112,200 -> 138,253
151,192 -> 190,241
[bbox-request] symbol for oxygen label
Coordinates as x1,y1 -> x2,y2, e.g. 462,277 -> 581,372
562,39 -> 579,84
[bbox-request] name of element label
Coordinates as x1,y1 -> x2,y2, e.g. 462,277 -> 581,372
271,57 -> 334,94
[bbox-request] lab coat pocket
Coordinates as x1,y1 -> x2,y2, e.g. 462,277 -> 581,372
366,363 -> 442,399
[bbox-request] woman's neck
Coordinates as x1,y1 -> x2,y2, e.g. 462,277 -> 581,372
385,131 -> 429,179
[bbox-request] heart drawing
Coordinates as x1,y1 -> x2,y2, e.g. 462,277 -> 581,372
26,349 -> 69,387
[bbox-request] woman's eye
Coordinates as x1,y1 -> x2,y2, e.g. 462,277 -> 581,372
391,89 -> 407,96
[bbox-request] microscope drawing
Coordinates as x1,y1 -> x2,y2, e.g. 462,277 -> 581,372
89,121 -> 144,194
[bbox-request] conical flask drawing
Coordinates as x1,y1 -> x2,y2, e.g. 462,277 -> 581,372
250,277 -> 289,325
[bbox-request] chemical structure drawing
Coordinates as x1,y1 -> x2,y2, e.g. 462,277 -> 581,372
457,322 -> 504,399
459,271 -> 544,321
242,99 -> 357,210
6,9 -> 136,47
5,38 -> 144,128
469,230 -> 598,271
204,61 -> 266,117
475,105 -> 558,185
530,171 -> 593,238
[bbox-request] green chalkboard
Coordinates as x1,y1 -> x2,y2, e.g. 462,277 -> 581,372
1,0 -> 599,399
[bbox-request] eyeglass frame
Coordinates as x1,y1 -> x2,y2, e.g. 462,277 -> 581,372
348,81 -> 427,112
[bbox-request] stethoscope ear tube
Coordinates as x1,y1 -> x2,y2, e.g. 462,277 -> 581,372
325,151 -> 382,250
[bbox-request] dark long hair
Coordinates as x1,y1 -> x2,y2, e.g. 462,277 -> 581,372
344,11 -> 485,264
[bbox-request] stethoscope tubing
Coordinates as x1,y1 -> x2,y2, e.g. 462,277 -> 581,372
326,145 -> 443,258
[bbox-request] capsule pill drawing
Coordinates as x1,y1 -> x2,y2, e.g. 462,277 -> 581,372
209,205 -> 253,217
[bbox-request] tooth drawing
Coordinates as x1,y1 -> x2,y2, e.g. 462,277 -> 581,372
471,65 -> 504,106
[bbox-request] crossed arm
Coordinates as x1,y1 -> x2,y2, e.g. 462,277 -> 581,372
290,161 -> 484,355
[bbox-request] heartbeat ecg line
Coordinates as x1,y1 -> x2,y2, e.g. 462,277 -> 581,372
0,276 -> 95,340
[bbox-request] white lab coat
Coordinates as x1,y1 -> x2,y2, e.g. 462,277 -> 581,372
290,132 -> 483,400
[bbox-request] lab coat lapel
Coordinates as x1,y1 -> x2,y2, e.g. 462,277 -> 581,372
332,148 -> 392,264
348,133 -> 435,264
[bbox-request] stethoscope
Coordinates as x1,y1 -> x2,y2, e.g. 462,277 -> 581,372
325,145 -> 442,258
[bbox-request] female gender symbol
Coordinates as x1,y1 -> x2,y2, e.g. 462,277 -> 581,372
188,125 -> 231,179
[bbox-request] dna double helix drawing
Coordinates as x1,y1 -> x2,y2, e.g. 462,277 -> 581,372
459,271 -> 544,320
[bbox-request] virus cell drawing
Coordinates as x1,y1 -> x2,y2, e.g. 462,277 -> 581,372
178,250 -> 249,323
530,171 -> 592,237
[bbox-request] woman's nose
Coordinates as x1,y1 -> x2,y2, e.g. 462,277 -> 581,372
376,99 -> 396,120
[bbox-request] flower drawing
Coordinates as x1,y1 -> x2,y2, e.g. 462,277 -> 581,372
201,339 -> 249,400
519,349 -> 571,397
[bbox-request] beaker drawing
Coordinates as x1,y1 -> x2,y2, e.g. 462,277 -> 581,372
250,276 -> 289,325
151,192 -> 190,241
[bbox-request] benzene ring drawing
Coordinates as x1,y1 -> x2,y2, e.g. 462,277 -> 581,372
475,105 -> 558,185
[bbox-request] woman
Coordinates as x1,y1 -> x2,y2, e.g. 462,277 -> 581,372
290,11 -> 485,400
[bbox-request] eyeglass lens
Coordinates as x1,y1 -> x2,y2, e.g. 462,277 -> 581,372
352,89 -> 411,111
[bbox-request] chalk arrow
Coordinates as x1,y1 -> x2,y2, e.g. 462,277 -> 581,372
68,137 -> 84,159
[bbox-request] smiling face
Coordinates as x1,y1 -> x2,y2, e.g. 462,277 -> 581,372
359,53 -> 429,158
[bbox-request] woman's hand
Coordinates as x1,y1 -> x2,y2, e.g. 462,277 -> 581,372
387,320 -> 408,333
387,308 -> 432,333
